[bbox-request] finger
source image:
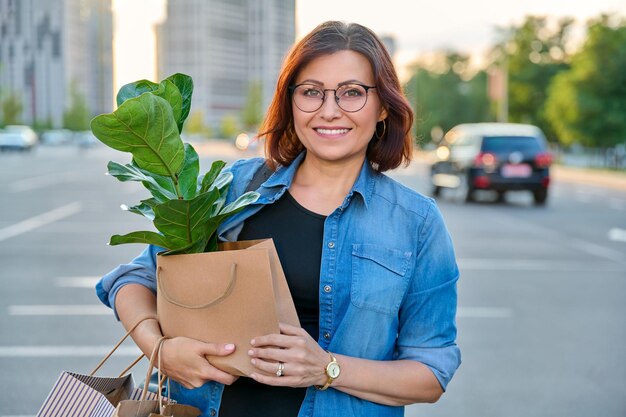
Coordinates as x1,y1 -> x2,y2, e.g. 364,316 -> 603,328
199,342 -> 236,357
251,333 -> 292,348
248,346 -> 283,362
250,357 -> 285,376
250,372 -> 295,387
278,322 -> 305,336
199,363 -> 239,386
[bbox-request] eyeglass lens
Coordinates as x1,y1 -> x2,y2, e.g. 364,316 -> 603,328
292,84 -> 369,112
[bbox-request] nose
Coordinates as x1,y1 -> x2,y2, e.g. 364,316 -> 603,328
318,91 -> 342,120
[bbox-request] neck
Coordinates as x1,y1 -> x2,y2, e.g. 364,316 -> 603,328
294,154 -> 364,195
288,154 -> 366,216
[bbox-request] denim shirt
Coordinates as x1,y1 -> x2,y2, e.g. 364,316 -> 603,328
96,153 -> 461,417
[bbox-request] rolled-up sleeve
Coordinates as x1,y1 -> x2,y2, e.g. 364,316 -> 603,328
95,244 -> 164,319
395,199 -> 461,390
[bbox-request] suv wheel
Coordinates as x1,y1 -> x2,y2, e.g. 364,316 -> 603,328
533,188 -> 548,205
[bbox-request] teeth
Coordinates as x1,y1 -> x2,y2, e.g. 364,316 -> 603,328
316,128 -> 350,135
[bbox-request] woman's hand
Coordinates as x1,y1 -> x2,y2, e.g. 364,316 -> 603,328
248,322 -> 328,388
160,336 -> 239,389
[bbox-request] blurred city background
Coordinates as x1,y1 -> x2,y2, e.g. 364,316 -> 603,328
0,0 -> 625,416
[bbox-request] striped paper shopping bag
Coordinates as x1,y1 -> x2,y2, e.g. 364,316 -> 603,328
36,371 -> 159,417
36,316 -> 159,417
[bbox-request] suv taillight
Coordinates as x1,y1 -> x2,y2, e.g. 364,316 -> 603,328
535,152 -> 553,168
473,152 -> 497,168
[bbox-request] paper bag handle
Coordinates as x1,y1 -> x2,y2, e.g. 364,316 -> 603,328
140,335 -> 170,402
90,315 -> 157,376
157,263 -> 238,309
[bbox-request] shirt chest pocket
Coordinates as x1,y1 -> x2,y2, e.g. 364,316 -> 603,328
350,244 -> 412,316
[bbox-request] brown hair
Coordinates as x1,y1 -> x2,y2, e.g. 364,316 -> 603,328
259,21 -> 414,172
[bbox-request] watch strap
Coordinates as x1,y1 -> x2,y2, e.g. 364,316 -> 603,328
315,351 -> 338,391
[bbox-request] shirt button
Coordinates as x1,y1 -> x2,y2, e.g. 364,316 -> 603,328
323,332 -> 331,339
323,285 -> 332,293
210,409 -> 217,416
327,241 -> 335,249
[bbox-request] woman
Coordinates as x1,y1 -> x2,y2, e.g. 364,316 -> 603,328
97,21 -> 460,417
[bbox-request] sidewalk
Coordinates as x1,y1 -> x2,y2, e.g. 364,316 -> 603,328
552,165 -> 626,191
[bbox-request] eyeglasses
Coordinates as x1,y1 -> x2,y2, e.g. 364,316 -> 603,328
289,83 -> 377,113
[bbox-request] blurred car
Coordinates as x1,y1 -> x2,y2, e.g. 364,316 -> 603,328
0,125 -> 38,151
41,129 -> 73,145
430,123 -> 553,205
74,130 -> 99,148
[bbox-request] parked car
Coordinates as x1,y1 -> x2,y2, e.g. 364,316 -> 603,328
41,129 -> 73,145
430,123 -> 553,205
0,125 -> 38,151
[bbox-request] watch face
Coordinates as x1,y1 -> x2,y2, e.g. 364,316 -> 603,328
327,362 -> 340,379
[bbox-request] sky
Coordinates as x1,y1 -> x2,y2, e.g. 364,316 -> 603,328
112,0 -> 626,91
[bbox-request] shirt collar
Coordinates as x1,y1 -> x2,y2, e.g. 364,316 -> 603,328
263,152 -> 376,210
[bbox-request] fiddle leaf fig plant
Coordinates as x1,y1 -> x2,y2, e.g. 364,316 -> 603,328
90,73 -> 259,255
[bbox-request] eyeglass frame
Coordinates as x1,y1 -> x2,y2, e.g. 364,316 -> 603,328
288,82 -> 377,113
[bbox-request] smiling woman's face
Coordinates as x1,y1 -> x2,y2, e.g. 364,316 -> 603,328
292,50 -> 387,167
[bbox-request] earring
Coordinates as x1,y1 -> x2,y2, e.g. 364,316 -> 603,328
375,119 -> 386,139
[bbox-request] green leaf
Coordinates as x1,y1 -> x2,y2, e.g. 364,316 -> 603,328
116,79 -> 183,129
218,191 -> 260,217
116,80 -> 159,107
161,238 -> 208,256
91,93 -> 185,178
109,231 -> 172,248
154,80 -> 183,131
199,160 -> 227,194
152,189 -> 221,249
107,161 -> 177,202
166,73 -> 194,132
123,199 -> 157,221
178,143 -> 200,200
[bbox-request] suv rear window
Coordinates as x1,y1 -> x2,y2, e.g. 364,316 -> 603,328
481,136 -> 544,153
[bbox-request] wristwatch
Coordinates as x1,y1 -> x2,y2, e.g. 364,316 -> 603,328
315,351 -> 341,390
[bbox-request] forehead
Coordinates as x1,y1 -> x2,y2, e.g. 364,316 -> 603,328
295,50 -> 375,85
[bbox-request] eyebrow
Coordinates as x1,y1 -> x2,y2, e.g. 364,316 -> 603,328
298,79 -> 367,87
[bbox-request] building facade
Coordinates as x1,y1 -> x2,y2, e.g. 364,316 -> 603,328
156,0 -> 295,130
0,0 -> 113,127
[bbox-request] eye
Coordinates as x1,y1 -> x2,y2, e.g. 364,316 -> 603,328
339,85 -> 365,98
301,87 -> 323,98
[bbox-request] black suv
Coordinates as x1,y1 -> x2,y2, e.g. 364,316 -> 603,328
430,123 -> 553,204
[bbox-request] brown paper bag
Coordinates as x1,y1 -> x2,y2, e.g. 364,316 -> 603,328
156,238 -> 300,377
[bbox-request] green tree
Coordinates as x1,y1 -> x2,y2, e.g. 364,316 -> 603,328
241,81 -> 263,130
219,114 -> 240,139
1,93 -> 23,126
491,16 -> 574,140
184,109 -> 212,137
545,15 -> 626,147
404,52 -> 491,144
63,81 -> 90,131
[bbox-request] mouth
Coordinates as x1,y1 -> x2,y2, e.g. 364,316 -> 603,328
314,127 -> 352,136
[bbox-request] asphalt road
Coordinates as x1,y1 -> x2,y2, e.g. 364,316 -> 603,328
0,142 -> 624,416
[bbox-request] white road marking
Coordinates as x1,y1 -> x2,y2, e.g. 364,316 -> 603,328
0,345 -> 141,357
55,276 -> 101,288
0,202 -> 83,242
608,228 -> 626,243
8,305 -> 111,316
8,172 -> 81,192
457,307 -> 512,318
570,239 -> 626,265
458,258 -> 626,272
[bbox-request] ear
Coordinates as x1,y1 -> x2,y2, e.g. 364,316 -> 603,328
378,107 -> 388,121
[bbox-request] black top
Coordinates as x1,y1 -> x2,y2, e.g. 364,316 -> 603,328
219,191 -> 325,417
